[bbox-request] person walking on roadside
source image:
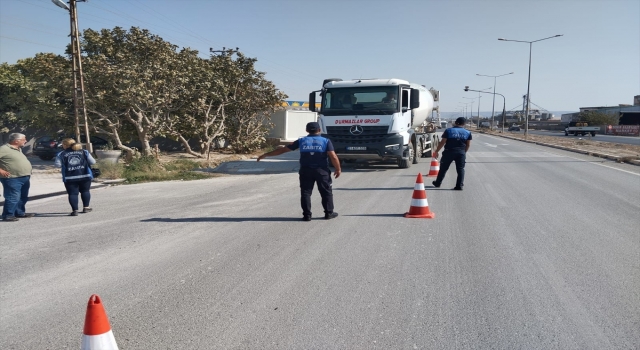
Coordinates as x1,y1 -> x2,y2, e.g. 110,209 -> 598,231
257,122 -> 341,221
0,133 -> 35,222
431,117 -> 472,190
55,138 -> 96,216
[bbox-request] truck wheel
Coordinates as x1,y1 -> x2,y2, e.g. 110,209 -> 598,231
564,131 -> 568,136
574,132 -> 579,136
413,141 -> 421,164
591,132 -> 596,136
398,142 -> 413,169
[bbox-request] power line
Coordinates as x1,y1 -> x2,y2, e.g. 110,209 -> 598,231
0,35 -> 64,50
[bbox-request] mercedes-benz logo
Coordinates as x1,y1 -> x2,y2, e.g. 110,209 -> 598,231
349,125 -> 364,135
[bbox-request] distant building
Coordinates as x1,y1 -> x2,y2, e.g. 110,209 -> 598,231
280,100 -> 320,111
561,96 -> 640,125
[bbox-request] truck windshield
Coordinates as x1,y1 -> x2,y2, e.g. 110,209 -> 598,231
322,87 -> 399,116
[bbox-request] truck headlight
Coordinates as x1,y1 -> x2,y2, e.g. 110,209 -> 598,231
385,144 -> 400,151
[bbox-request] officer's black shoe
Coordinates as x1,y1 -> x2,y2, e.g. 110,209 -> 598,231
453,187 -> 463,191
432,181 -> 440,188
302,215 -> 312,221
325,212 -> 339,220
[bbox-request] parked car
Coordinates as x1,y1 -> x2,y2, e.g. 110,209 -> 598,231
508,126 -> 521,132
32,135 -> 110,160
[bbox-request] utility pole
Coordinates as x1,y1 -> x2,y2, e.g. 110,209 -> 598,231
209,47 -> 239,56
54,0 -> 92,152
69,0 -> 92,152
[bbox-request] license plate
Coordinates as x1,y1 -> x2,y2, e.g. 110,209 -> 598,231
346,146 -> 366,151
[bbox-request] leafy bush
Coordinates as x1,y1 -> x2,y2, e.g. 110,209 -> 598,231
163,159 -> 201,171
94,159 -> 125,179
122,156 -> 211,183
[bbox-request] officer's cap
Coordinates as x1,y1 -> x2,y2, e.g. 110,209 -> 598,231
306,122 -> 320,132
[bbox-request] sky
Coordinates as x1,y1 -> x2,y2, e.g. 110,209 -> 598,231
1,0 -> 638,117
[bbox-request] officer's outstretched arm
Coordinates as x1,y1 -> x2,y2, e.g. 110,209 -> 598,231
328,151 -> 341,178
257,146 -> 291,161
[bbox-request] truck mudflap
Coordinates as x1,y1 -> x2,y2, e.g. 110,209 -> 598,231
326,133 -> 405,161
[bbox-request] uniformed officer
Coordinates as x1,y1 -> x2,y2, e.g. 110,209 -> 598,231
431,117 -> 472,190
257,122 -> 341,221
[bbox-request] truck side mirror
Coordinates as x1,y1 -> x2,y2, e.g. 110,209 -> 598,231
308,92 -> 316,112
410,89 -> 420,109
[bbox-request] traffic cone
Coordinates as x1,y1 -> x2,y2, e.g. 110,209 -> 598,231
427,158 -> 439,176
404,173 -> 435,219
81,294 -> 119,350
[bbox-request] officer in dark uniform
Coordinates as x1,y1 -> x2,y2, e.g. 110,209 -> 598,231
257,122 -> 341,221
431,117 -> 472,190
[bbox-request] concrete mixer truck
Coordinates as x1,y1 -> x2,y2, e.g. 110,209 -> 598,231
308,78 -> 440,168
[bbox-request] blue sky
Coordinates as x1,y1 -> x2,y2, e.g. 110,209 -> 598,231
1,0 -> 638,115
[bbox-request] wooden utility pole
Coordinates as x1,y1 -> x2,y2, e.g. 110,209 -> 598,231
68,0 -> 92,153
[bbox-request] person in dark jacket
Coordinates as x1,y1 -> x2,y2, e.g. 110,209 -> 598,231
55,138 -> 96,216
257,122 -> 341,221
431,117 -> 472,190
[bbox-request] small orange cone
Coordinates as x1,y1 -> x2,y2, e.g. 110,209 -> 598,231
81,294 -> 119,350
427,158 -> 439,176
404,173 -> 435,218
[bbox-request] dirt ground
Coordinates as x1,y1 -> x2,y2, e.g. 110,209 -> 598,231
488,131 -> 640,160
156,149 -> 263,168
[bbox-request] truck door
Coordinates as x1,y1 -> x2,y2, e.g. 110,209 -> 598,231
401,88 -> 411,129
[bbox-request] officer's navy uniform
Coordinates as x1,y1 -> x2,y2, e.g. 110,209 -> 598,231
287,134 -> 335,218
433,126 -> 472,189
55,149 -> 96,212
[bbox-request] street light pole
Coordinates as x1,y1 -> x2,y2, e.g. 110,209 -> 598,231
498,34 -> 562,139
464,86 -> 507,133
463,98 -> 475,127
477,72 -> 513,130
52,0 -> 92,153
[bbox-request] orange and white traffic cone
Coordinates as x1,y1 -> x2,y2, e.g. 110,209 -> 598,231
404,173 -> 435,219
81,294 -> 119,350
427,158 -> 439,176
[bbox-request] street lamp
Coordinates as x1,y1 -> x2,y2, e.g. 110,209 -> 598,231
458,102 -> 471,119
499,34 -> 563,138
465,86 -> 507,133
51,0 -> 92,153
477,72 -> 513,130
462,98 -> 477,126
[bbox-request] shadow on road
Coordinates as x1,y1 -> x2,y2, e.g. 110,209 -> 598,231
142,216 -> 306,222
334,187 -> 414,191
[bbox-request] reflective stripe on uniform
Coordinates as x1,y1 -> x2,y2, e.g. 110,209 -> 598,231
66,174 -> 91,180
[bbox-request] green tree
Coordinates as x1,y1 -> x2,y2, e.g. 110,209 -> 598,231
221,53 -> 286,153
81,27 -> 188,156
578,110 -> 618,126
1,54 -> 72,135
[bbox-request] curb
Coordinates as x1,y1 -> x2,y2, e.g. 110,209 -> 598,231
0,183 -> 111,206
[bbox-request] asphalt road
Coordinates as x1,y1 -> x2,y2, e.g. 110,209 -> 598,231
1,134 -> 639,349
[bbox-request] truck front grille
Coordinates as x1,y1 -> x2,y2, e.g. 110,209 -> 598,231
326,126 -> 389,144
